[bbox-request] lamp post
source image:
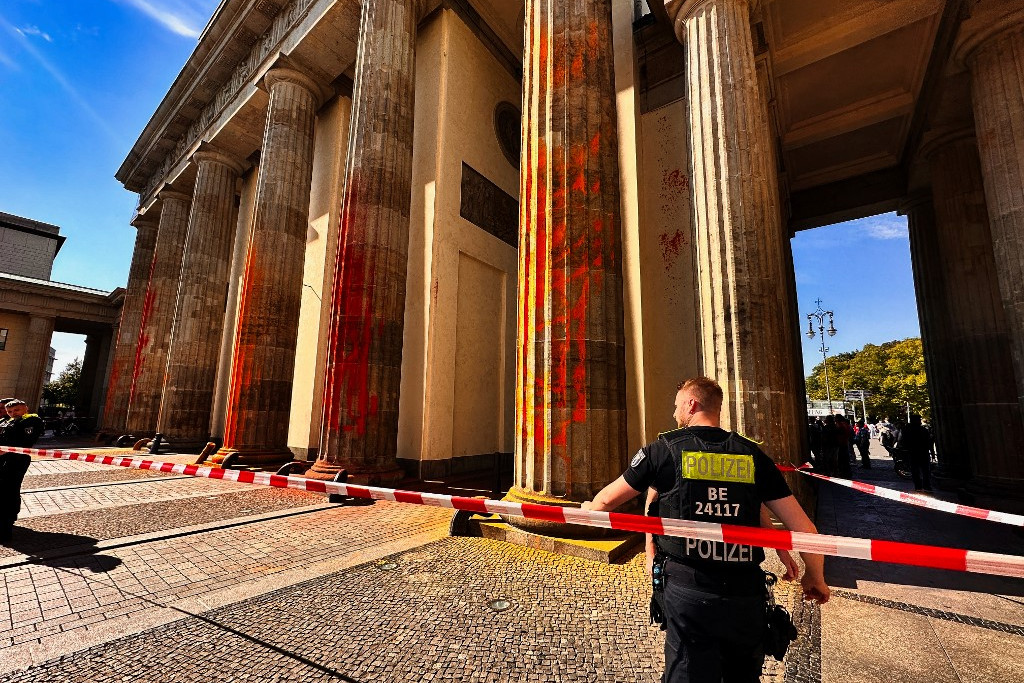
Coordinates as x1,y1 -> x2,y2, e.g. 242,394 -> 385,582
806,299 -> 837,414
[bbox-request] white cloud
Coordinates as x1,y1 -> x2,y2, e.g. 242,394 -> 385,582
16,25 -> 53,42
116,0 -> 213,38
856,213 -> 908,240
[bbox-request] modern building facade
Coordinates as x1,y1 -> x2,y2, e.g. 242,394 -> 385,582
109,0 -> 1024,510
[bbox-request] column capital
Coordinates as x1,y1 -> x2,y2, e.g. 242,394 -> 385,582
192,144 -> 244,175
260,67 -> 328,108
665,0 -> 749,43
953,3 -> 1024,67
897,191 -> 934,217
131,213 -> 160,231
158,187 -> 193,205
918,126 -> 976,161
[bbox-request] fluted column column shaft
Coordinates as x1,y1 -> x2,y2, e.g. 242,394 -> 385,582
511,0 -> 627,508
675,0 -> 800,455
903,196 -> 969,478
927,135 -> 1024,481
969,24 -> 1024,441
101,218 -> 158,433
313,0 -> 416,481
157,151 -> 241,445
220,69 -> 319,460
13,315 -> 55,409
125,192 -> 192,434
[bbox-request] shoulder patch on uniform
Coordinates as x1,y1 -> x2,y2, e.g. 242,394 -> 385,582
630,450 -> 645,468
734,431 -> 764,445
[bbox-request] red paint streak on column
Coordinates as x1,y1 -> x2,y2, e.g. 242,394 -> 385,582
128,283 -> 157,404
323,172 -> 379,441
339,247 -> 376,436
223,233 -> 261,443
103,359 -> 122,416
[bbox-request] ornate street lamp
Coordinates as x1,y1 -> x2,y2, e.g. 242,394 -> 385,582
806,298 -> 837,414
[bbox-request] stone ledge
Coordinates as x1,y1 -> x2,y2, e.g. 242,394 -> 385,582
469,515 -> 643,564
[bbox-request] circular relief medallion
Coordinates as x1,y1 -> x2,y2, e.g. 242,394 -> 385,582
494,101 -> 522,169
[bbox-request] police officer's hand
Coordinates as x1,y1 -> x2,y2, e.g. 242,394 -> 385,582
800,573 -> 830,604
777,549 -> 800,581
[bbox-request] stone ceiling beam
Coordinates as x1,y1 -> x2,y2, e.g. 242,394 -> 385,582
783,91 -> 915,150
769,0 -> 942,77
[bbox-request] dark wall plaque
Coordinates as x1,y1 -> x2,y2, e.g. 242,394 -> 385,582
459,163 -> 519,249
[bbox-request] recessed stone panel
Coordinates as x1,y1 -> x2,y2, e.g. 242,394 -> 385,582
459,163 -> 518,248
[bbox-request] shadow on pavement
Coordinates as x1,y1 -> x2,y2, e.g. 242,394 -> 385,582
816,449 -> 1024,596
42,561 -> 366,682
2,526 -> 124,573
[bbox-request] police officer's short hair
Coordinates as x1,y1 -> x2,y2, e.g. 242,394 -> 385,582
676,377 -> 723,414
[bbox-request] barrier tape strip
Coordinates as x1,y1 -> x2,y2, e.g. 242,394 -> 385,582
777,463 -> 1024,527
6,446 -> 1024,580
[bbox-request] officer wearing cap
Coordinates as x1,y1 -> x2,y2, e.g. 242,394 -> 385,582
582,376 -> 829,682
0,398 -> 40,543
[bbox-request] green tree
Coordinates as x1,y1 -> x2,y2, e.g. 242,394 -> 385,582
42,357 -> 82,408
805,339 -> 929,420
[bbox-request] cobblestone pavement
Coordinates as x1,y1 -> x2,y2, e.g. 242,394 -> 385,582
1,537 -> 814,683
3,446 -> 1023,682
18,477 -> 245,517
22,466 -> 177,490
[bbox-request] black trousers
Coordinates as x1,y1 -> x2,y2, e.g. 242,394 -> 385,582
662,562 -> 767,683
910,451 -> 931,491
0,451 -> 32,539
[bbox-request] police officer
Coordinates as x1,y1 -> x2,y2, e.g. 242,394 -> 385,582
0,399 -> 40,543
582,377 -> 829,683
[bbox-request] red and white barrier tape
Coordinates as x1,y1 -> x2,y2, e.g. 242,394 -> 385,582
777,463 -> 1024,527
7,446 -> 1024,580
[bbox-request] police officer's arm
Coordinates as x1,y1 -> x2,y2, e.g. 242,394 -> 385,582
761,505 -> 799,582
644,488 -> 658,576
581,476 -> 640,512
764,495 -> 831,604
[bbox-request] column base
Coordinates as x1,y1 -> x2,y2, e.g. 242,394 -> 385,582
501,487 -> 624,540
212,447 -> 293,467
964,475 -> 1024,514
472,515 -> 642,564
931,465 -> 971,493
304,459 -> 405,485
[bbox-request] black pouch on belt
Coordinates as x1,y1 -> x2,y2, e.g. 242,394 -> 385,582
763,572 -> 798,660
649,555 -> 667,630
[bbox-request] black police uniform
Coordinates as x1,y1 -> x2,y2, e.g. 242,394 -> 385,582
0,413 -> 42,543
624,426 -> 792,683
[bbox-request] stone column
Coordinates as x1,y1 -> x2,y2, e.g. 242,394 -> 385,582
217,68 -> 321,463
901,193 -> 969,481
100,216 -> 158,435
925,131 -> 1024,482
156,148 -> 242,447
13,315 -> 55,410
77,333 -> 103,416
508,0 -> 628,519
309,0 -> 416,483
125,190 -> 192,435
666,0 -> 801,456
962,6 -> 1024,486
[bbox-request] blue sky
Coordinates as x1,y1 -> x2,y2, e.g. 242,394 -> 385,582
1,0 -> 922,384
793,212 -> 920,376
0,0 -> 219,376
